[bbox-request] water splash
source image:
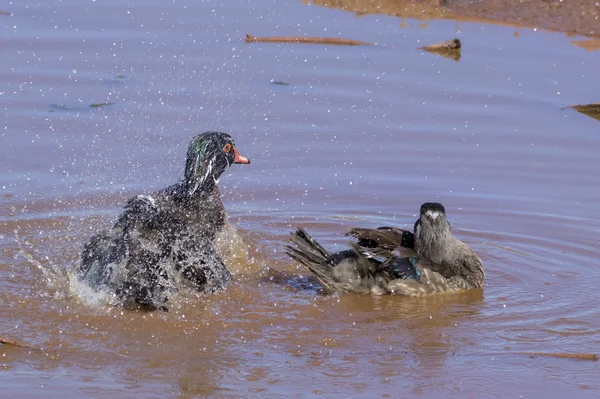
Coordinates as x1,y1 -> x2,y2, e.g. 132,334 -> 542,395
14,229 -> 65,294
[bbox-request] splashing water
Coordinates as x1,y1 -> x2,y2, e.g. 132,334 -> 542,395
14,216 -> 260,311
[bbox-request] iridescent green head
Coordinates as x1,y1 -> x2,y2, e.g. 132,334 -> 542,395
184,131 -> 250,194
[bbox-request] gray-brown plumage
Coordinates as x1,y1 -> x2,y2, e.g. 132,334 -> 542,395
285,228 -> 415,294
348,203 -> 484,291
412,202 -> 485,290
286,202 -> 485,295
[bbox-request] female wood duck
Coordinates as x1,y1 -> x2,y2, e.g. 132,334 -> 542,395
285,203 -> 484,295
79,131 -> 250,310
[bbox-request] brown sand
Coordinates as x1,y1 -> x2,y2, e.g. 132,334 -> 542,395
303,0 -> 599,38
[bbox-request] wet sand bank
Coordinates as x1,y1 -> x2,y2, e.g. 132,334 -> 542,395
305,0 -> 599,38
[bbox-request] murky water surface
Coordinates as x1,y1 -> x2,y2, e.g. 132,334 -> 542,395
2,1 -> 600,397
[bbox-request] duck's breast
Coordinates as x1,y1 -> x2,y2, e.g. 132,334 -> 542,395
159,190 -> 225,242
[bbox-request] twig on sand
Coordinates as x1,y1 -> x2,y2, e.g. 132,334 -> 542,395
245,33 -> 372,46
0,337 -> 42,351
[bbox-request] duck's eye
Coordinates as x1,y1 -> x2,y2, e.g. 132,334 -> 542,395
223,143 -> 232,153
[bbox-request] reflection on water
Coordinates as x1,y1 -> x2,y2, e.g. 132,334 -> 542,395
2,0 -> 600,397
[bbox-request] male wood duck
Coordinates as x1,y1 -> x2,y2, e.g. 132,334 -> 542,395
79,131 -> 250,310
285,203 -> 484,295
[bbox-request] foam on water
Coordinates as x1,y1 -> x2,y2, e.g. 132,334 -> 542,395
67,270 -> 120,308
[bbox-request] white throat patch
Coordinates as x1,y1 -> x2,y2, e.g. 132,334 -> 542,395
426,210 -> 441,220
204,157 -> 215,183
189,156 -> 216,195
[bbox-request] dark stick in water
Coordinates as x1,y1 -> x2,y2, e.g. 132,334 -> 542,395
0,336 -> 41,350
245,33 -> 372,46
417,38 -> 461,51
416,38 -> 462,61
515,352 -> 598,361
486,351 -> 599,361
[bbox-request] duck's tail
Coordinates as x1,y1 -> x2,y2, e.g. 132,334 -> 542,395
285,228 -> 331,268
285,228 -> 336,290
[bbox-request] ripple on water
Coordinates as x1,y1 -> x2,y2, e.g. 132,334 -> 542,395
542,317 -> 600,337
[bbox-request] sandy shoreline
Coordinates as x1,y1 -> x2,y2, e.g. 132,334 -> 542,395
3,2 -> 599,40
305,0 -> 599,39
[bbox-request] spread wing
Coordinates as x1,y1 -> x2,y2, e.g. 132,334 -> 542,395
79,194 -> 160,287
346,226 -> 415,258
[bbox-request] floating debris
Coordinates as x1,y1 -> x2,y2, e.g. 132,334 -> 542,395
89,102 -> 115,108
100,74 -> 128,87
245,33 -> 372,46
515,351 -> 599,361
480,351 -> 599,361
0,11 -> 12,16
569,102 -> 600,122
0,336 -> 42,351
417,38 -> 462,61
418,38 -> 461,51
271,80 -> 290,86
49,102 -> 115,112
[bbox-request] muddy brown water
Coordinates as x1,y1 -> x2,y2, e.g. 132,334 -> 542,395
1,1 -> 600,397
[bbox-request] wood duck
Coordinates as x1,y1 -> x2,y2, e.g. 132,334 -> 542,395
79,131 -> 250,310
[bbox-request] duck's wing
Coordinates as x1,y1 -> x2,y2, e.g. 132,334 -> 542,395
326,250 -> 380,293
422,239 -> 485,289
79,194 -> 163,297
346,226 -> 415,258
344,242 -> 396,294
452,241 -> 485,289
115,194 -> 161,231
376,256 -> 420,279
345,242 -> 385,278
